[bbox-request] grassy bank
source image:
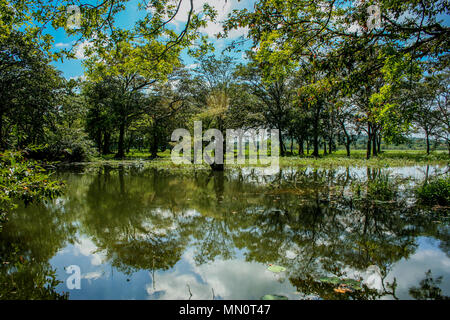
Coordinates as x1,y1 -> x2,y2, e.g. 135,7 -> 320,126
280,150 -> 449,167
74,149 -> 450,170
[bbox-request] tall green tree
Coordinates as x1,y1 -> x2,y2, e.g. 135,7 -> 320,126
235,61 -> 295,156
0,31 -> 63,149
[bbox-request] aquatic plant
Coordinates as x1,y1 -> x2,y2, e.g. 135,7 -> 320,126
0,151 -> 64,227
416,175 -> 450,206
351,175 -> 397,201
367,175 -> 397,201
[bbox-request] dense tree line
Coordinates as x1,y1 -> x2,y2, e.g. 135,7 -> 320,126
0,0 -> 448,165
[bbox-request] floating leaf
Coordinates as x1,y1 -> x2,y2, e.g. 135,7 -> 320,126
261,294 -> 288,300
267,265 -> 286,273
319,277 -> 340,284
341,279 -> 362,290
334,284 -> 353,294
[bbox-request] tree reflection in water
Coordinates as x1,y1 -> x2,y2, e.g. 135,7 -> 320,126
0,164 -> 448,299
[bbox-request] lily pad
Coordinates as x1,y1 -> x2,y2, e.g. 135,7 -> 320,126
267,265 -> 286,273
341,279 -> 362,290
319,276 -> 341,284
261,294 -> 288,300
320,276 -> 362,290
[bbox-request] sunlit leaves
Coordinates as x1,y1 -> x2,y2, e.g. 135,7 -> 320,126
0,151 -> 64,226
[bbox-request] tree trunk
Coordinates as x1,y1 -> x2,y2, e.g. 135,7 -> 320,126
328,137 -> 332,154
126,133 -> 133,154
150,143 -> 158,159
0,111 -> 4,150
290,137 -> 293,155
150,133 -> 158,159
95,130 -> 102,153
298,138 -> 304,156
115,122 -> 126,159
312,131 -> 319,157
372,131 -> 377,157
312,107 -> 320,157
341,123 -> 351,157
149,124 -> 159,159
426,131 -> 430,155
209,130 -> 225,171
102,132 -> 111,155
377,134 -> 381,153
323,140 -> 327,155
366,124 -> 372,160
279,129 -> 285,156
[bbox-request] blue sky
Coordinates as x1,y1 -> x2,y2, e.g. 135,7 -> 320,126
50,0 -> 256,79
48,0 -> 450,80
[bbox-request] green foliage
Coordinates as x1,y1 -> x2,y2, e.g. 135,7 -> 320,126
367,175 -> 397,201
267,265 -> 286,273
0,30 -> 63,149
0,151 -> 64,226
416,176 -> 450,206
409,270 -> 450,300
0,245 -> 68,300
352,175 -> 397,201
32,127 -> 97,162
2,0 -> 449,164
223,0 -> 450,158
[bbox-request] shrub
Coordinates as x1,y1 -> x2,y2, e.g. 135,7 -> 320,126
367,175 -> 397,201
0,151 -> 64,228
351,175 -> 397,201
27,127 -> 97,162
416,176 -> 450,206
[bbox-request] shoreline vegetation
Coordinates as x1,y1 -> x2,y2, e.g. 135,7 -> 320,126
54,150 -> 450,212
59,149 -> 450,169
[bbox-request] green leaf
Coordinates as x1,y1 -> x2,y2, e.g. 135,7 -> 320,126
319,277 -> 340,284
342,279 -> 362,290
267,265 -> 286,273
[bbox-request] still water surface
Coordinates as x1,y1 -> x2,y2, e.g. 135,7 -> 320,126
1,164 -> 449,299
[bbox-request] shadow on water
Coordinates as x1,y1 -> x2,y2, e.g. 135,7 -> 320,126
0,164 -> 449,299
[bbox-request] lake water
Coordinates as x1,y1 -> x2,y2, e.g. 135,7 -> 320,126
1,164 -> 449,300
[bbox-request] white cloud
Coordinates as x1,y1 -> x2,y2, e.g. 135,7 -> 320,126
167,0 -> 248,39
385,247 -> 450,299
145,248 -> 298,300
55,42 -> 71,48
74,41 -> 90,59
69,75 -> 87,81
186,63 -> 199,69
73,237 -> 106,266
73,38 -> 97,60
82,271 -> 103,280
